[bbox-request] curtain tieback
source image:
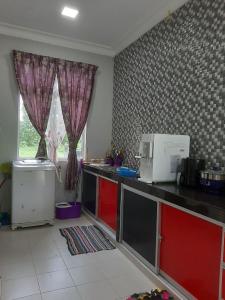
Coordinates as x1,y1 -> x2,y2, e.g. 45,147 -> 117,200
68,139 -> 78,150
39,135 -> 46,144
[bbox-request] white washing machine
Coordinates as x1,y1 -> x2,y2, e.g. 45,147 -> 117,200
12,160 -> 55,229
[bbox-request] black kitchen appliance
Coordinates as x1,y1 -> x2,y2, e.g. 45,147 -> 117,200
179,158 -> 205,188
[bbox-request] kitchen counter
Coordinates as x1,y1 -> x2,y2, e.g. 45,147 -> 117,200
83,164 -> 225,224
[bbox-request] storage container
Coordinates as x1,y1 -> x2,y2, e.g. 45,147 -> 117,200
55,202 -> 81,219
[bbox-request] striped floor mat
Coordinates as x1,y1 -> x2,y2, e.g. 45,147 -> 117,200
60,225 -> 116,255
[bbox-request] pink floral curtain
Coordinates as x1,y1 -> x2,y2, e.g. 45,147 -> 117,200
13,50 -> 56,158
57,60 -> 98,190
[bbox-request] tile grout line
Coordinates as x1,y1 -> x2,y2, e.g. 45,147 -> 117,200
0,218 -> 152,300
34,230 -> 73,298
52,226 -> 84,300
54,219 -> 122,299
55,225 -> 126,299
27,232 -> 43,299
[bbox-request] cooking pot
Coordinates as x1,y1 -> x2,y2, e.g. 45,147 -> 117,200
200,169 -> 225,194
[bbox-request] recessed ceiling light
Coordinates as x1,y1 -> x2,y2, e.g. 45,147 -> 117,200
61,6 -> 79,19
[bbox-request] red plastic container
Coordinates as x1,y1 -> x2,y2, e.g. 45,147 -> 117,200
55,202 -> 81,219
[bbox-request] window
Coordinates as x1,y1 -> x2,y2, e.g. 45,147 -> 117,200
18,81 -> 86,160
19,99 -> 39,158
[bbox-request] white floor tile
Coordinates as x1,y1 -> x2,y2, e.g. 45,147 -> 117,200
109,274 -> 155,298
130,271 -> 156,291
27,227 -> 55,241
69,264 -> 106,286
42,287 -> 82,300
2,276 -> 39,300
0,253 -> 33,267
0,261 -> 36,280
29,238 -> 55,250
77,281 -> 119,300
0,229 -> 30,242
0,217 -> 157,300
13,294 -> 42,300
61,253 -> 95,269
31,242 -> 60,260
0,238 -> 29,254
54,238 -> 70,251
55,217 -> 92,228
99,256 -> 138,279
37,270 -> 74,293
33,257 -> 66,274
92,249 -> 124,261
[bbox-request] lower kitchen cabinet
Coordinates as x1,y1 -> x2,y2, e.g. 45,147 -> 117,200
160,204 -> 222,300
121,186 -> 158,269
98,177 -> 118,231
82,171 -> 97,215
222,270 -> 225,299
223,235 -> 225,262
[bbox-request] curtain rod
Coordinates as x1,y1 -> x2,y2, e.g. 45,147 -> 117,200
12,49 -> 99,69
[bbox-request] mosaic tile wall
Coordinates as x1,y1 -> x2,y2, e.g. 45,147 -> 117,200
112,0 -> 225,168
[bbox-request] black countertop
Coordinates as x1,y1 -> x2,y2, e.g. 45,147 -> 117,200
83,164 -> 225,225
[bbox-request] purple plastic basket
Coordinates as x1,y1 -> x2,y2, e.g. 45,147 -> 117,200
55,202 -> 81,220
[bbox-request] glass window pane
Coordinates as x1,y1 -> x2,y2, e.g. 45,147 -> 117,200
57,135 -> 69,159
47,79 -> 67,160
18,96 -> 39,158
18,87 -> 86,161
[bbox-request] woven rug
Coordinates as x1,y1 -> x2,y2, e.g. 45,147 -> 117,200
60,225 -> 116,255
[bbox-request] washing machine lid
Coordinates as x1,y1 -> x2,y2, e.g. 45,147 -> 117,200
13,160 -> 55,171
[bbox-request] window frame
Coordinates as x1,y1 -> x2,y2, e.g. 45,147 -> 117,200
17,94 -> 87,161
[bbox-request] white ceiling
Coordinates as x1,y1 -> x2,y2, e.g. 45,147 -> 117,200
0,0 -> 188,56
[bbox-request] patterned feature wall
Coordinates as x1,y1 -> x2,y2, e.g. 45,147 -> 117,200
112,0 -> 225,168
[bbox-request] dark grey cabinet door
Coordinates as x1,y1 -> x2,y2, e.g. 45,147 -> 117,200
122,188 -> 158,268
82,171 -> 97,215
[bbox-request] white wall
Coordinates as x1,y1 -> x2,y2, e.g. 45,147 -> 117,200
0,34 -> 113,211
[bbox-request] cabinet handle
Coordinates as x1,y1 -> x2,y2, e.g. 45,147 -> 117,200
158,235 -> 163,241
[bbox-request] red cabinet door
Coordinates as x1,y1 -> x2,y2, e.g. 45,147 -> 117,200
222,270 -> 225,300
223,235 -> 225,262
98,178 -> 118,231
160,204 -> 222,300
